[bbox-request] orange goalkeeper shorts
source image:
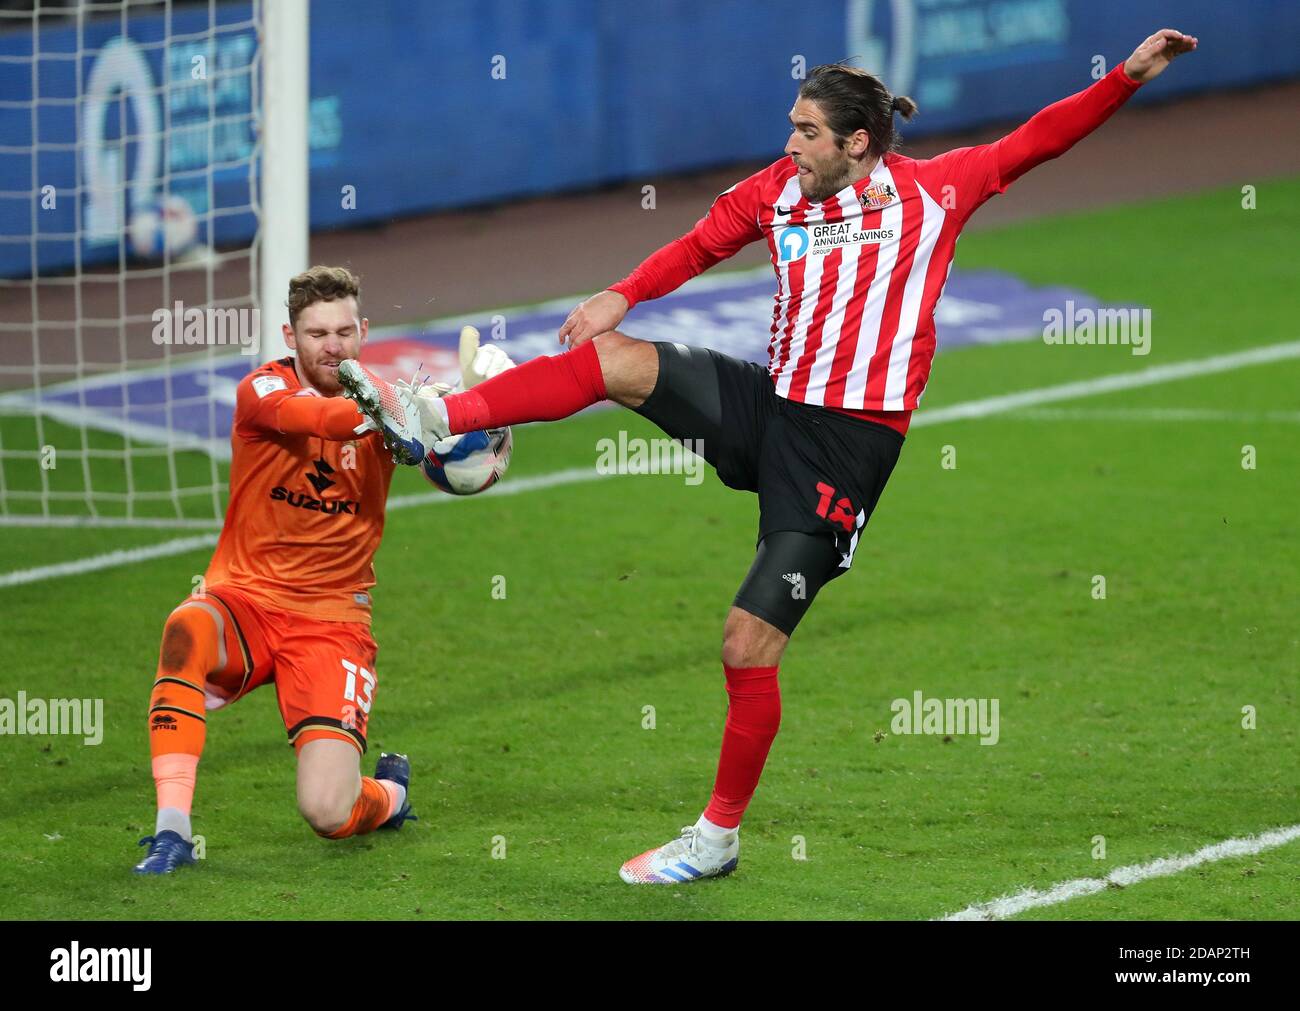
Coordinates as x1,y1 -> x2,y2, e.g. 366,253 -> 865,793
192,585 -> 379,754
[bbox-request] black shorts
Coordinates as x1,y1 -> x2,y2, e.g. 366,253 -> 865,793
634,341 -> 904,579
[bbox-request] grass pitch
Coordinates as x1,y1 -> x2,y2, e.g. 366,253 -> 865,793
1,178 -> 1297,920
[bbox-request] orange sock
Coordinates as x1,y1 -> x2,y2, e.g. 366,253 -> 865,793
149,601 -> 237,820
320,777 -> 400,839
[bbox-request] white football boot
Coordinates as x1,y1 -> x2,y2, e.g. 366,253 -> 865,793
336,360 -> 429,465
619,821 -> 740,885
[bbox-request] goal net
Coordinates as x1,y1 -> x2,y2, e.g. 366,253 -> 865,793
0,0 -> 302,528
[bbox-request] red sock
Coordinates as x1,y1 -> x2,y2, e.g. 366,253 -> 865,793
703,664 -> 781,829
443,339 -> 607,434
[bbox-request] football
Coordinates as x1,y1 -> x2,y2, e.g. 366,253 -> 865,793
129,193 -> 199,260
420,426 -> 513,495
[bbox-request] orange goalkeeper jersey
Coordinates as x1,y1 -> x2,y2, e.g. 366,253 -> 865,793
204,357 -> 397,624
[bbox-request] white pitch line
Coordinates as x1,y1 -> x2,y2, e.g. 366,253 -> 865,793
0,533 -> 222,589
0,514 -> 224,530
4,340 -> 1298,588
910,340 -> 1300,429
1003,406 -> 1300,423
0,467 -> 617,588
940,823 -> 1300,921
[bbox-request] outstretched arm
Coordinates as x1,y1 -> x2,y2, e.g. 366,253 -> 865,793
995,29 -> 1197,188
923,29 -> 1199,222
559,174 -> 766,346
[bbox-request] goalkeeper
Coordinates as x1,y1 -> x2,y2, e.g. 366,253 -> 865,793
135,266 -> 513,873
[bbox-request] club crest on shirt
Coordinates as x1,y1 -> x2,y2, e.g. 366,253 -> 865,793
860,182 -> 897,210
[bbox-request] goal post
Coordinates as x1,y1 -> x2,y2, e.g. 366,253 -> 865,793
257,0 -> 308,364
0,0 -> 309,528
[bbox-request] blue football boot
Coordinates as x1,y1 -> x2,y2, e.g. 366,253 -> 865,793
374,752 -> 418,830
133,830 -> 197,875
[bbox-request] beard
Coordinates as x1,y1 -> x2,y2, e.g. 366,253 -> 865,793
297,357 -> 345,395
798,156 -> 857,204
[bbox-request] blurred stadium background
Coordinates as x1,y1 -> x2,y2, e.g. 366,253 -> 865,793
3,0 -> 1298,525
0,1 -> 1296,921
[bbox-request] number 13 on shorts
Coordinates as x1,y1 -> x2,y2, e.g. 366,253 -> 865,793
341,658 -> 375,731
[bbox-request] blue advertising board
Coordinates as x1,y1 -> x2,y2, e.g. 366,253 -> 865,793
0,263 -> 1142,459
2,0 -> 1297,278
0,3 -> 261,276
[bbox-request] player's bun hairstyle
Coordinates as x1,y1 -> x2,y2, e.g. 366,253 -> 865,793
287,265 -> 361,326
798,63 -> 918,158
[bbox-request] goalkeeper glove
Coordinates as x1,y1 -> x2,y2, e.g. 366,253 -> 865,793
391,325 -> 516,453
459,325 -> 515,388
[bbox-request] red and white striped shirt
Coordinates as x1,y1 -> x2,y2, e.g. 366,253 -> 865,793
610,64 -> 1142,434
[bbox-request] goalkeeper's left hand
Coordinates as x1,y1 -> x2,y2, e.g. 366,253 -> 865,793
392,325 -> 515,407
459,325 -> 515,388
388,326 -> 515,459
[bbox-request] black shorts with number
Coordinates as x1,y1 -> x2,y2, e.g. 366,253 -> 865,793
633,341 -> 903,633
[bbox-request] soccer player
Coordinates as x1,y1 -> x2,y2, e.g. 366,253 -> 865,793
341,30 -> 1197,884
136,266 -> 422,873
